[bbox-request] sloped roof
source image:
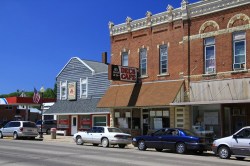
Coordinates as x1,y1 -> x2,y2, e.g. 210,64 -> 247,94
82,60 -> 108,74
44,98 -> 109,115
57,57 -> 108,77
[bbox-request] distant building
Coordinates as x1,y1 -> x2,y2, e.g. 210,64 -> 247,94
45,53 -> 110,135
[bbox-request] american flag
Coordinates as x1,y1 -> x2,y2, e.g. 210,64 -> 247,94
33,88 -> 40,103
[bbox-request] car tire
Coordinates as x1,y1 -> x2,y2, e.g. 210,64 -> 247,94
218,146 -> 231,159
118,144 -> 126,148
176,142 -> 186,154
236,157 -> 245,160
46,129 -> 51,135
138,140 -> 147,151
102,138 -> 109,148
13,132 -> 18,140
0,132 -> 3,138
76,136 -> 83,145
155,148 -> 163,152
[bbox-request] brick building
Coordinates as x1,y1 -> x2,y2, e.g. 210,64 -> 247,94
98,0 -> 250,137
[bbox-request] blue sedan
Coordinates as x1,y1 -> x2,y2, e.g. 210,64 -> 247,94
132,128 -> 211,154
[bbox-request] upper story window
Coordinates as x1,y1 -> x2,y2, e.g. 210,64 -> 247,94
80,77 -> 88,98
233,31 -> 246,70
121,52 -> 128,66
204,37 -> 215,74
139,48 -> 147,76
159,44 -> 168,74
60,81 -> 67,100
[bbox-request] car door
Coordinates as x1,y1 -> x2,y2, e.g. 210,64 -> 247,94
231,128 -> 250,156
1,122 -> 11,136
91,127 -> 104,144
146,129 -> 165,149
162,129 -> 179,150
84,128 -> 95,143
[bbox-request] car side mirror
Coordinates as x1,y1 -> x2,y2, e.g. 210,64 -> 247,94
233,134 -> 239,139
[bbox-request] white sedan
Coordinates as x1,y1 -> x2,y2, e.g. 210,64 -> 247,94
73,126 -> 132,148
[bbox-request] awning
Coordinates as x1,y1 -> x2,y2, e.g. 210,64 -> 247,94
97,84 -> 137,108
45,98 -> 109,115
136,81 -> 183,107
97,80 -> 184,108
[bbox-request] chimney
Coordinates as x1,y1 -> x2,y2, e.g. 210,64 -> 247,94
102,52 -> 108,64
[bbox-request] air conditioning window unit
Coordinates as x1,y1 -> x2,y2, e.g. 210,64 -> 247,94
206,67 -> 215,74
234,63 -> 245,70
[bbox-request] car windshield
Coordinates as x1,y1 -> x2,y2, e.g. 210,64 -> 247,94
23,122 -> 37,128
108,128 -> 123,133
182,129 -> 199,137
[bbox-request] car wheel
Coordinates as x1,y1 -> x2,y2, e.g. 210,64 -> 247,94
102,138 -> 109,148
46,129 -> 51,135
118,144 -> 126,148
176,142 -> 186,154
76,136 -> 83,145
138,140 -> 147,151
13,132 -> 18,140
218,146 -> 231,159
155,148 -> 163,152
236,157 -> 245,160
0,132 -> 3,138
93,144 -> 99,146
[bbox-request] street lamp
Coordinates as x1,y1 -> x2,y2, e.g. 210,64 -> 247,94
39,86 -> 45,139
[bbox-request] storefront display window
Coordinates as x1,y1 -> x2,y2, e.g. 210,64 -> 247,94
192,106 -> 220,138
93,116 -> 107,126
58,115 -> 69,128
149,109 -> 170,130
80,115 -> 91,130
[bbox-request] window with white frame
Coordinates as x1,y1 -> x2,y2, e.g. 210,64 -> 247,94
139,48 -> 147,76
60,81 -> 67,100
159,44 -> 168,74
80,77 -> 88,98
233,31 -> 246,70
122,52 -> 128,66
204,37 -> 215,74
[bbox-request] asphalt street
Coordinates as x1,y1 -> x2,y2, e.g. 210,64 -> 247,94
0,136 -> 249,166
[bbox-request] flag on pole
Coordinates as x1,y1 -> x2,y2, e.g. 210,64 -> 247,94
33,88 -> 40,103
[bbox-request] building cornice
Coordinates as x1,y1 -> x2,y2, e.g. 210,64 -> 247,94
109,0 -> 250,36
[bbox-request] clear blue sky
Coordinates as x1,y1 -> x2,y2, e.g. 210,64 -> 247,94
0,0 -> 199,95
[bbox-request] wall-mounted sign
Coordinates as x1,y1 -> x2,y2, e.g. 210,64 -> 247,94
68,82 -> 76,100
109,65 -> 138,82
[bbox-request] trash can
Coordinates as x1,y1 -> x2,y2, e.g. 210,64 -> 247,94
51,128 -> 56,139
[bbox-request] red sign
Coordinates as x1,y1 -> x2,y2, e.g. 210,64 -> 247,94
109,65 -> 138,82
59,119 -> 69,125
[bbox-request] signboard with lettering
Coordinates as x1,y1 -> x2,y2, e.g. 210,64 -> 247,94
109,65 -> 138,82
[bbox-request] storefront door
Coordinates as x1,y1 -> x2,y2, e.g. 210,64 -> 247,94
71,116 -> 78,135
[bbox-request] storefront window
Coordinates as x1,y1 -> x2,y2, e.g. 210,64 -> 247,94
58,115 -> 69,128
149,109 -> 170,130
93,116 -> 107,126
79,115 -> 91,130
192,106 -> 220,138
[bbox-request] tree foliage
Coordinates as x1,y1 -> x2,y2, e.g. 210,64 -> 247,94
0,83 -> 57,99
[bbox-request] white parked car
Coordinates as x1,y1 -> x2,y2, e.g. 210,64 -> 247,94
212,126 -> 250,160
73,126 -> 132,148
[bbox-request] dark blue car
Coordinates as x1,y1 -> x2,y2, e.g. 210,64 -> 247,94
132,128 -> 211,154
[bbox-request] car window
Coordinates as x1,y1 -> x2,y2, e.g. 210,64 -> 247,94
237,128 -> 250,138
108,128 -> 122,133
154,129 -> 166,136
164,129 -> 179,136
4,122 -> 11,128
23,122 -> 37,128
96,127 -> 104,133
9,122 -> 20,127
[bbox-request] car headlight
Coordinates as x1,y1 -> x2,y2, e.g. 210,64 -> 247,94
132,138 -> 137,141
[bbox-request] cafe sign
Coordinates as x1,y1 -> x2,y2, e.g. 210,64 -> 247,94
109,65 -> 138,82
